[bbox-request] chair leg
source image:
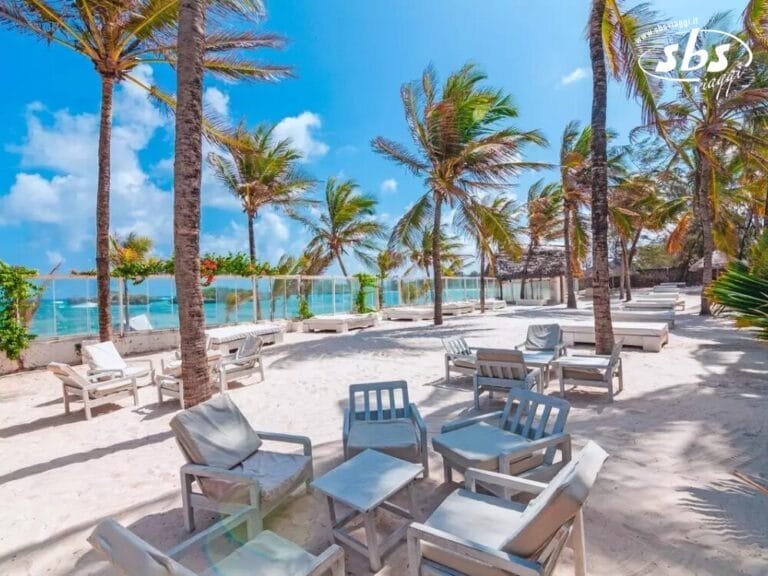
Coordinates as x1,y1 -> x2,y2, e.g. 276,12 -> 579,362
132,382 -> 139,406
259,358 -> 265,381
570,509 -> 587,576
407,531 -> 422,576
63,385 -> 70,415
558,366 -> 565,398
444,356 -> 450,384
473,377 -> 481,410
443,460 -> 453,484
84,395 -> 92,421
181,471 -> 195,533
618,360 -> 624,393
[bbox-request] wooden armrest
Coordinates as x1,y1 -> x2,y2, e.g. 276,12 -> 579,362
167,507 -> 257,559
499,434 -> 572,468
342,409 -> 351,443
254,431 -> 312,456
408,523 -> 542,576
83,375 -> 136,390
181,463 -> 263,486
409,404 -> 427,436
441,411 -> 504,433
307,544 -> 345,576
465,468 -> 548,495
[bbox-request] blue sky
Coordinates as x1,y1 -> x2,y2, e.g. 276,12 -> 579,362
0,0 -> 735,273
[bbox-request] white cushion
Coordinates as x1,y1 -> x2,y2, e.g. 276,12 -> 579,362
85,342 -> 128,372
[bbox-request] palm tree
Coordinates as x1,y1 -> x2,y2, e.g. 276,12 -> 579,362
109,232 -> 153,328
745,0 -> 768,49
521,181 -> 562,300
299,178 -> 386,277
207,123 -> 316,264
0,0 -> 290,342
371,249 -> 404,309
373,63 -> 547,325
453,194 -> 521,312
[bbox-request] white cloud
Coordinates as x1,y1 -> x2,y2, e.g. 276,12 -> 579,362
272,111 -> 329,161
380,178 -> 398,195
203,87 -> 229,118
560,67 -> 588,86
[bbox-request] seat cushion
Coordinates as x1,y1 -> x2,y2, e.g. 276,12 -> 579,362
87,381 -> 134,398
201,530 -> 316,576
124,365 -> 151,379
85,341 -> 128,372
432,422 -> 531,471
170,395 -> 262,469
559,357 -> 610,381
346,419 -> 420,462
421,489 -> 524,576
452,355 -> 476,370
199,451 -> 312,509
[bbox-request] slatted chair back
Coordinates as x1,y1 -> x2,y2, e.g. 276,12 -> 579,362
234,334 -> 263,366
48,362 -> 90,390
442,336 -> 471,357
348,381 -> 411,422
607,339 -> 624,371
500,388 -> 570,464
475,348 -> 528,381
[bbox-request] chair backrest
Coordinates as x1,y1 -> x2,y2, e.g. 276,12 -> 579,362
500,388 -> 570,463
129,314 -> 153,331
348,381 -> 411,422
83,341 -> 128,372
442,336 -> 471,356
475,348 -> 528,381
233,334 -> 263,366
524,324 -> 562,351
89,519 -> 197,576
169,394 -> 262,469
48,362 -> 89,389
608,339 -> 623,368
502,441 -> 608,558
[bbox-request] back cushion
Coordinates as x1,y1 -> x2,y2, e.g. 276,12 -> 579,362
170,395 -> 261,469
476,349 -> 526,379
502,441 -> 608,557
525,324 -> 561,351
85,341 -> 128,371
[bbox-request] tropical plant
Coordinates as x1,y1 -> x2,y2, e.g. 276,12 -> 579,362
207,123 -> 316,263
297,295 -> 313,320
0,0 -> 291,343
371,249 -> 404,309
352,273 -> 377,313
373,63 -> 547,325
110,232 -> 154,329
298,178 -> 386,276
521,181 -> 562,300
0,260 -> 41,366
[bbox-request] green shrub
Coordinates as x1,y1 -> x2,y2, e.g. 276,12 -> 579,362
0,261 -> 41,361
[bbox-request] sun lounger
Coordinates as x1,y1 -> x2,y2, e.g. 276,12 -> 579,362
623,299 -> 677,311
442,301 -> 475,315
170,394 -> 313,534
652,285 -> 681,294
613,308 -> 675,328
127,314 -> 153,331
219,333 -> 265,391
83,340 -> 154,386
205,322 -> 284,352
477,298 -> 507,310
442,336 -> 477,383
635,294 -> 685,309
303,312 -> 379,333
89,508 -> 345,576
48,362 -> 138,420
408,441 -> 608,576
555,340 -> 624,402
561,321 -> 668,352
384,306 -> 435,321
474,348 -> 541,408
155,350 -> 222,408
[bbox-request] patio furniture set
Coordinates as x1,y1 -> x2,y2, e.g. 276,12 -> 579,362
90,380 -> 608,576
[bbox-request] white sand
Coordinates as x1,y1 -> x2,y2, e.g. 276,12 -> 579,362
1,291 -> 766,575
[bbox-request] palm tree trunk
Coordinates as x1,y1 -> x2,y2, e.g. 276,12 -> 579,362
479,250 -> 486,313
336,252 -> 349,277
520,246 -> 535,300
589,0 -> 614,355
173,0 -> 210,408
699,156 -> 715,315
563,199 -> 577,308
247,211 -> 261,320
432,199 -> 443,325
96,76 -> 115,342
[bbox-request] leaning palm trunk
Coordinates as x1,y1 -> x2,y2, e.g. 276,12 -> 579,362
432,200 -> 444,325
246,213 -> 262,320
519,246 -> 535,300
96,77 -> 115,342
563,201 -> 577,308
589,0 -> 614,354
173,0 -> 210,407
698,157 -> 715,315
479,251 -> 486,313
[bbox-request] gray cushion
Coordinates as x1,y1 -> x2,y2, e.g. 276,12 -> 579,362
502,441 -> 608,557
476,349 -> 527,380
525,324 -> 561,351
201,530 -> 316,576
170,395 -> 262,470
559,357 -> 611,381
432,422 -> 531,471
346,419 -> 420,462
199,451 -> 312,509
452,355 -> 476,370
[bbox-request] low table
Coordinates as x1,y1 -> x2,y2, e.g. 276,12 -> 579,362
311,449 -> 422,571
521,350 -> 558,388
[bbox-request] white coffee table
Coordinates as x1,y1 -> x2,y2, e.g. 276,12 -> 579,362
311,449 -> 422,571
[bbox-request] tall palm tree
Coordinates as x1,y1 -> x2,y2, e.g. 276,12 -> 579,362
0,0 -> 290,342
299,178 -> 386,277
371,249 -> 404,309
521,181 -> 562,299
373,63 -> 546,325
745,0 -> 768,49
454,194 -> 521,312
207,123 -> 316,264
110,232 -> 153,328
399,225 -> 465,302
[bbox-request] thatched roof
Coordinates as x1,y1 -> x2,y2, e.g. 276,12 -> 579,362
496,247 -> 565,280
689,250 -> 731,271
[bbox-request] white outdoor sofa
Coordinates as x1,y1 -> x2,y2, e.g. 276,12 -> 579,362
479,298 -> 507,310
442,301 -> 475,316
635,295 -> 686,310
613,309 -> 675,328
303,312 -> 379,333
623,299 -> 678,311
384,306 -> 435,321
206,322 -> 284,353
561,321 -> 669,352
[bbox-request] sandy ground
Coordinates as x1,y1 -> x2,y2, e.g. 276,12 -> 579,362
0,290 -> 766,576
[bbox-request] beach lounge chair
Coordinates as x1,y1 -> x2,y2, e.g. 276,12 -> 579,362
433,388 -> 571,486
384,306 -> 435,321
128,314 -> 153,331
613,309 -> 675,328
155,350 -> 222,408
206,322 -> 285,352
561,321 -> 668,352
219,333 -> 265,391
513,324 -> 566,387
442,301 -> 476,316
83,340 -> 155,386
303,312 -> 379,333
170,394 -> 313,534
408,441 -> 608,576
652,285 -> 681,294
474,349 -> 541,408
89,507 -> 345,576
343,381 -> 429,477
555,340 -> 624,402
48,362 -> 138,421
443,336 -> 477,383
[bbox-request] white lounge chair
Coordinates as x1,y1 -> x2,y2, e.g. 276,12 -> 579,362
442,336 -> 477,383
561,321 -> 668,352
613,309 -> 675,328
474,349 -> 541,408
128,314 -> 153,331
555,340 -> 624,402
384,306 -> 435,321
89,508 -> 345,576
155,350 -> 222,408
303,312 -> 379,333
206,322 -> 285,353
48,362 -> 138,421
442,301 -> 475,316
219,333 -> 265,391
83,340 -> 154,386
408,441 -> 609,576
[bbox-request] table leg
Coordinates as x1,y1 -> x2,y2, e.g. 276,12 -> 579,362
407,481 -> 420,522
325,496 -> 337,545
364,510 -> 381,572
